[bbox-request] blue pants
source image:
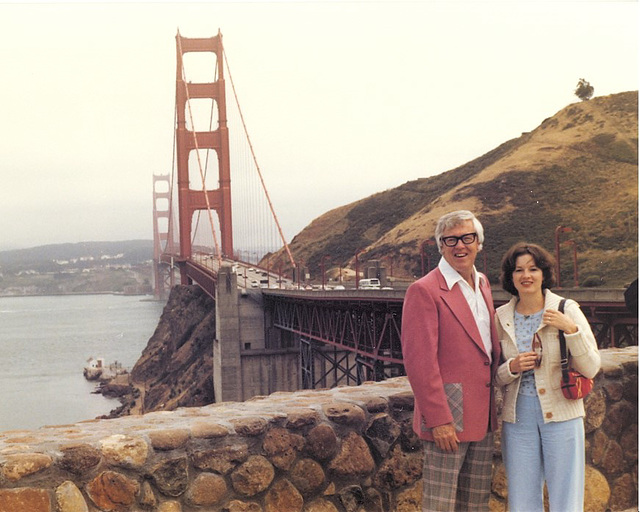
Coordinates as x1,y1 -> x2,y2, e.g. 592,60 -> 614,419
502,394 -> 585,512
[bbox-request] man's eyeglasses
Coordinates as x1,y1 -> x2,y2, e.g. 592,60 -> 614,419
440,233 -> 478,247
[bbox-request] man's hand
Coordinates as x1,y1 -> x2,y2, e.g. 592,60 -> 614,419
432,423 -> 460,453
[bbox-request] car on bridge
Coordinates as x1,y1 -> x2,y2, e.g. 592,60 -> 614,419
359,278 -> 381,290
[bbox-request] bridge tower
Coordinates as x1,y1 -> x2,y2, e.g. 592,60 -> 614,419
152,174 -> 174,299
175,31 -> 233,282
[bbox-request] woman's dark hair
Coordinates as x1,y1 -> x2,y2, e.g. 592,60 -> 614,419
500,242 -> 556,296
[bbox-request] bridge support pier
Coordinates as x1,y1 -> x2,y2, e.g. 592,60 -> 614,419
214,266 -> 243,402
213,266 -> 299,402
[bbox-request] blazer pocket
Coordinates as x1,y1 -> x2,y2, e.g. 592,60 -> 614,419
444,382 -> 464,431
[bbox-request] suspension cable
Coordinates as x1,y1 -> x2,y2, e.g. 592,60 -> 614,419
166,87 -> 178,258
222,44 -> 296,268
176,35 -> 223,269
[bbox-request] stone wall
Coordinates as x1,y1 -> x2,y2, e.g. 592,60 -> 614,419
0,347 -> 636,512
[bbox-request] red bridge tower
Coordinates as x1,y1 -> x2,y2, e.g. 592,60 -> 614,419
152,174 -> 173,299
175,31 -> 233,282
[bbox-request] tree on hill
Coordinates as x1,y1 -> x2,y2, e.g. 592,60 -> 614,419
575,78 -> 594,101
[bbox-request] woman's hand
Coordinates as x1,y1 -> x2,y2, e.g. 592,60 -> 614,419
543,308 -> 578,334
509,351 -> 539,373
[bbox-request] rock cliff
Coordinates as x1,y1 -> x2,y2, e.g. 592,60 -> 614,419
106,285 -> 216,417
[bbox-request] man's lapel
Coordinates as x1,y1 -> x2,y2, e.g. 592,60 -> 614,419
436,269 -> 485,353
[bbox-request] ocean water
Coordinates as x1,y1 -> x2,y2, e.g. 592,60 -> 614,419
0,294 -> 165,432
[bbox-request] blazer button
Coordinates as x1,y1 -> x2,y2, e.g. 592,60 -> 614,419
546,412 -> 553,419
539,388 -> 546,395
484,361 -> 490,366
486,382 -> 491,387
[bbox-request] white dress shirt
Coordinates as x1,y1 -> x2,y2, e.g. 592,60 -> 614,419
438,257 -> 493,362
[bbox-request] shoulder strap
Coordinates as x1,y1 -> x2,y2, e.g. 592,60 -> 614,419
558,298 -> 566,313
558,299 -> 570,373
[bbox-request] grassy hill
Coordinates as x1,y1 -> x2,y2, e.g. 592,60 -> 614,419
268,91 -> 638,288
0,240 -> 153,295
0,240 -> 152,272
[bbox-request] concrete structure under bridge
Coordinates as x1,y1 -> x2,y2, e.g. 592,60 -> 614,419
212,264 -> 637,403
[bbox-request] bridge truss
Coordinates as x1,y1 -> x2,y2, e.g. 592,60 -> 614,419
581,302 -> 637,349
265,289 -> 636,390
264,292 -> 405,388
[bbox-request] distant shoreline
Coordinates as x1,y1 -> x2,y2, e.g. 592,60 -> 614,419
0,292 -> 155,299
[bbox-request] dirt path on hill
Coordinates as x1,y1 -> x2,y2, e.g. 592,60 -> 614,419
129,380 -> 146,415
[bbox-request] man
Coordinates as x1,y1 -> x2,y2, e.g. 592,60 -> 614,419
401,210 -> 501,511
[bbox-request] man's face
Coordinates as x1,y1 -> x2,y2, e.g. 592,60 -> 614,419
440,220 -> 480,277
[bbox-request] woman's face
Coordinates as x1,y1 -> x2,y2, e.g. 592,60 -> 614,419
512,253 -> 543,296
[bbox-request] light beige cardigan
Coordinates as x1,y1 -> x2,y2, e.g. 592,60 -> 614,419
495,289 -> 601,424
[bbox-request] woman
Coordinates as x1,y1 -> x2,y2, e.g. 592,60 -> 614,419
495,243 -> 600,511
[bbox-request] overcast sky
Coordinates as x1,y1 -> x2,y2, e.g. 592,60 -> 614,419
0,1 -> 637,251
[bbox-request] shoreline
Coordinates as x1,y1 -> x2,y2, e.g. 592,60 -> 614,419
0,291 -> 156,299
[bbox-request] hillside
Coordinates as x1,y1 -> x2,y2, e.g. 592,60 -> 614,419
269,91 -> 638,288
0,240 -> 154,295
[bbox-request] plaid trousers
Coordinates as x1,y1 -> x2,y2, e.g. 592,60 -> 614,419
422,433 -> 494,512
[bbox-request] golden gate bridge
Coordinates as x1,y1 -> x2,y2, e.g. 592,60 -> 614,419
153,30 -> 295,298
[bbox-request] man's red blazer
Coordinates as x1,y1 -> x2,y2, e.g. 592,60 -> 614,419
401,267 -> 501,442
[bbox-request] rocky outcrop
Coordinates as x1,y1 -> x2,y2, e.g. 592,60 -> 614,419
105,285 -> 216,417
0,348 -> 636,512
